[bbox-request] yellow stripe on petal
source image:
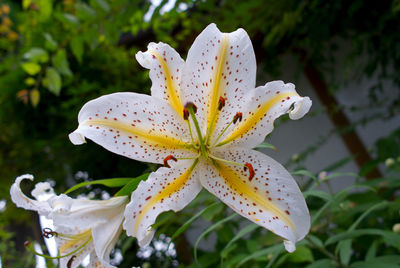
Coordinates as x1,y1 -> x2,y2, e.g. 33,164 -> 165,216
82,119 -> 190,149
218,92 -> 298,146
134,159 -> 199,235
148,50 -> 183,117
59,229 -> 92,254
213,161 -> 295,232
206,34 -> 229,139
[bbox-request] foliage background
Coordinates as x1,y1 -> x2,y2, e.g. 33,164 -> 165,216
0,0 -> 399,267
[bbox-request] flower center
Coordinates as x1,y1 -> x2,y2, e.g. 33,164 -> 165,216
163,102 -> 255,181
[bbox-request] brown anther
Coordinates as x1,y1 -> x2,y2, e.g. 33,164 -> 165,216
184,102 -> 197,114
244,162 -> 255,181
218,96 -> 226,110
67,255 -> 76,268
42,227 -> 58,238
163,155 -> 177,168
24,241 -> 30,247
233,112 -> 243,124
183,108 -> 189,120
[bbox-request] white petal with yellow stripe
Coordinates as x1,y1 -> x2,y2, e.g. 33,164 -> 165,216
123,158 -> 202,247
200,146 -> 310,251
181,23 -> 257,135
136,42 -> 185,117
69,92 -> 196,164
216,81 -> 312,148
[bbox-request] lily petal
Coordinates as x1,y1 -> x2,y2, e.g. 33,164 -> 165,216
123,159 -> 201,247
136,42 -> 185,117
92,207 -> 125,268
200,146 -> 310,250
55,225 -> 95,268
10,174 -> 53,216
181,23 -> 256,134
69,92 -> 196,164
217,81 -> 312,148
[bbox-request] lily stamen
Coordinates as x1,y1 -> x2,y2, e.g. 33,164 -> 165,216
218,96 -> 226,110
42,227 -> 58,238
209,154 -> 246,168
233,112 -> 242,124
244,162 -> 255,181
212,111 -> 243,146
185,102 -> 208,158
24,235 -> 92,260
67,255 -> 76,268
163,155 -> 177,168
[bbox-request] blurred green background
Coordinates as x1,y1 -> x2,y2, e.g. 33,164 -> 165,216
0,0 -> 400,267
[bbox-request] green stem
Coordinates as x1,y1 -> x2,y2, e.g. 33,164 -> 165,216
188,106 -> 207,158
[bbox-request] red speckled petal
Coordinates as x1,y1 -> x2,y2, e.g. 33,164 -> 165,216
200,146 -> 310,251
216,81 -> 312,148
123,159 -> 201,247
136,42 -> 185,117
181,23 -> 256,135
69,93 -> 196,164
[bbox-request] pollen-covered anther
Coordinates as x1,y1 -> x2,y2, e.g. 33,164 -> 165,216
233,112 -> 243,124
42,227 -> 58,238
67,255 -> 76,268
244,162 -> 255,181
218,96 -> 226,110
163,155 -> 177,168
183,102 -> 198,120
24,241 -> 30,247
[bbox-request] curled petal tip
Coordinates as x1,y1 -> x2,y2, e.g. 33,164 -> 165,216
69,131 -> 86,145
138,228 -> 155,248
284,240 -> 296,253
289,97 -> 312,120
31,182 -> 54,200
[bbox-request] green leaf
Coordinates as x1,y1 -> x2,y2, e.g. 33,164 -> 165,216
30,89 -> 40,107
305,259 -> 336,268
90,0 -> 110,12
65,178 -> 133,194
52,49 -> 72,77
194,213 -> 237,264
21,62 -> 41,75
169,202 -> 220,246
307,234 -> 324,248
292,170 -> 319,185
326,228 -> 400,248
23,48 -> 49,63
37,0 -> 53,19
70,36 -> 84,63
349,201 -> 388,231
337,239 -> 352,266
287,246 -> 314,263
202,202 -> 224,221
22,0 -> 32,9
45,67 -> 62,95
254,142 -> 277,151
25,77 -> 36,86
61,13 -> 80,26
221,223 -> 258,258
114,173 -> 150,196
75,3 -> 96,19
236,244 -> 283,267
303,190 -> 332,201
365,240 -> 378,261
43,33 -> 58,51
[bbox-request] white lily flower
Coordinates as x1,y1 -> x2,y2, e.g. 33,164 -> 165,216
69,23 -> 311,252
10,174 -> 128,268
